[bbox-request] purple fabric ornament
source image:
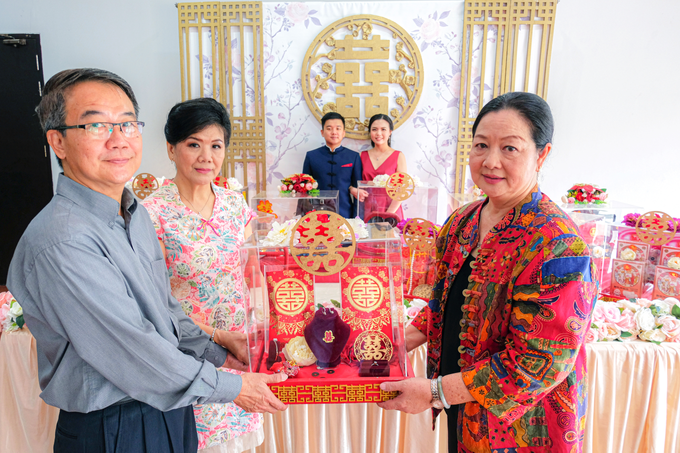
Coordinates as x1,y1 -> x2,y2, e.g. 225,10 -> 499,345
304,307 -> 351,368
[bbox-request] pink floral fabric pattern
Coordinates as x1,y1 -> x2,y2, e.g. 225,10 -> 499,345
143,179 -> 260,449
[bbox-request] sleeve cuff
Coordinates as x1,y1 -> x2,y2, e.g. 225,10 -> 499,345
204,341 -> 228,368
208,370 -> 243,404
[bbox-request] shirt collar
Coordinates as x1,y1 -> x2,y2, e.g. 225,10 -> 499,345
324,144 -> 344,154
56,173 -> 137,224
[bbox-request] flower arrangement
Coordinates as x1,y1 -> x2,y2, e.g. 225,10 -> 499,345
623,212 -> 680,232
372,174 -> 423,188
279,173 -> 319,196
561,183 -> 608,205
1,292 -> 24,333
404,297 -> 428,326
587,297 -> 680,344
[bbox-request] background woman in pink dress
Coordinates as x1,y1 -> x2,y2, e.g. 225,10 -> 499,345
360,114 -> 408,225
143,98 -> 265,452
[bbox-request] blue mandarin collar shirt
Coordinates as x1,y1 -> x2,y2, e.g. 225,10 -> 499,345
8,174 -> 241,412
302,144 -> 362,218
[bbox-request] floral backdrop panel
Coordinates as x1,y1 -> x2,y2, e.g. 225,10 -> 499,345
260,2 -> 466,224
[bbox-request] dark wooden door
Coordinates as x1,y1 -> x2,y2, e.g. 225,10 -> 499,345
0,34 -> 52,286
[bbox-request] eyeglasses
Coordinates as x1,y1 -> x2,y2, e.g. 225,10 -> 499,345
53,121 -> 145,139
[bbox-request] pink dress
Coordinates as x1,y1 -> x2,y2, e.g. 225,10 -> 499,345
360,150 -> 404,222
143,180 -> 262,451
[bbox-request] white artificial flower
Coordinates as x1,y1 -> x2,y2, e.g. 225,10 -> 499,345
620,248 -> 637,261
639,329 -> 667,343
283,336 -> 317,366
592,246 -> 605,258
652,299 -> 672,316
372,174 -> 390,187
8,299 -> 22,319
342,218 -> 369,240
261,219 -> 299,247
634,308 -> 657,331
668,257 -> 680,270
227,177 -> 243,191
617,299 -> 639,313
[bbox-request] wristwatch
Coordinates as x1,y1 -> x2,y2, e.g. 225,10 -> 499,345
430,379 -> 444,409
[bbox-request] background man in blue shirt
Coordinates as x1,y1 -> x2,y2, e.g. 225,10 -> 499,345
302,112 -> 364,218
8,68 -> 287,452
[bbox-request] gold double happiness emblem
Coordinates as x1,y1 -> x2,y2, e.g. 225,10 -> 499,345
635,211 -> 677,247
403,218 -> 437,253
132,173 -> 158,200
290,212 -> 356,276
354,330 -> 393,361
273,278 -> 309,316
301,15 -> 424,140
385,172 -> 414,201
348,275 -> 384,312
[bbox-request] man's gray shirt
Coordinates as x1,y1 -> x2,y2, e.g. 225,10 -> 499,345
8,174 -> 242,412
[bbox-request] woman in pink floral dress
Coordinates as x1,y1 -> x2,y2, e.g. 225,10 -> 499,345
143,98 -> 262,452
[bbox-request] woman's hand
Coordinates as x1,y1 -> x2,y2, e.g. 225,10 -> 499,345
215,330 -> 249,365
376,377 -> 433,414
234,372 -> 289,414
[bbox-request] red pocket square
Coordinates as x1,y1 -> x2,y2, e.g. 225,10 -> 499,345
341,163 -> 353,167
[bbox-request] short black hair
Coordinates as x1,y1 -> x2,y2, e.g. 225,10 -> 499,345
321,112 -> 345,129
368,113 -> 394,147
472,92 -> 554,151
37,68 -> 139,168
165,97 -> 231,147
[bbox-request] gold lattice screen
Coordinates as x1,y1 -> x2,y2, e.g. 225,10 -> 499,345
455,1 -> 557,194
177,1 -> 266,194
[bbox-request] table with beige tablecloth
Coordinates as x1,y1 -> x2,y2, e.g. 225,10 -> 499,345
2,330 -> 679,453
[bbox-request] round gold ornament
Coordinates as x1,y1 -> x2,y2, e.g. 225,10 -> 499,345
403,218 -> 437,252
635,211 -> 677,247
290,211 -> 356,276
301,15 -> 424,140
386,172 -> 414,201
132,173 -> 158,200
354,330 -> 393,361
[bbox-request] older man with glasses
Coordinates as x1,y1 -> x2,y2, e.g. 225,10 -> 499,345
7,68 -> 287,452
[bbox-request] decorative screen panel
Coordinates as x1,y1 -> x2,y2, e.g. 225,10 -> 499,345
178,2 -> 266,194
454,1 -> 557,194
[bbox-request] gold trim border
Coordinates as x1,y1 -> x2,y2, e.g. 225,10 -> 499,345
271,382 -> 398,404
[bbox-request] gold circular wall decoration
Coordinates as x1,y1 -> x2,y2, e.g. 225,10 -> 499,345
386,172 -> 415,201
403,218 -> 437,253
635,211 -> 677,247
132,173 -> 158,200
290,211 -> 356,276
348,275 -> 384,312
301,15 -> 424,140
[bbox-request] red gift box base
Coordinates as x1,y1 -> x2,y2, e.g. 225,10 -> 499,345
267,356 -> 415,404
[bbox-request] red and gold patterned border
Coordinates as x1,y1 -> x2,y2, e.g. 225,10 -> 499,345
270,383 -> 397,404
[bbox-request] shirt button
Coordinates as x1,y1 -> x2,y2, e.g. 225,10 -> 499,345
108,221 -> 114,227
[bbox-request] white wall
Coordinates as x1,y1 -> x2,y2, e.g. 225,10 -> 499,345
2,0 -> 678,214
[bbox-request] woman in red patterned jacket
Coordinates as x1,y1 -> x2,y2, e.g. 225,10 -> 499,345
378,92 -> 598,452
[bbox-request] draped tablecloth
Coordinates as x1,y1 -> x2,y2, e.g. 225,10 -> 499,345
0,329 -> 59,453
2,331 -> 679,453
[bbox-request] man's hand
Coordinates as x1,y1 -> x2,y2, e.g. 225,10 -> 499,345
376,378 -> 432,414
234,372 -> 289,414
215,330 -> 249,365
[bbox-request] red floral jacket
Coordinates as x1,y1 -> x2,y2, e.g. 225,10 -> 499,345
412,187 -> 598,453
